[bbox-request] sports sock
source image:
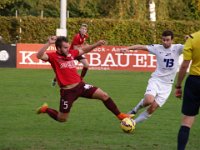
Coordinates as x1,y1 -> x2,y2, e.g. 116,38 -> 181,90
177,126 -> 190,150
46,108 -> 58,121
103,97 -> 120,116
81,67 -> 88,78
130,98 -> 145,114
135,110 -> 151,123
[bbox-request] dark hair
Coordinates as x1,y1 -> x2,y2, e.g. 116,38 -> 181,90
55,36 -> 68,49
162,30 -> 174,39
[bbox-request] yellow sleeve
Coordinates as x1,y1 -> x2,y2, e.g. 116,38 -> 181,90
183,38 -> 192,60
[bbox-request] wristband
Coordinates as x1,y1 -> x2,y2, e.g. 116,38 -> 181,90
175,85 -> 181,89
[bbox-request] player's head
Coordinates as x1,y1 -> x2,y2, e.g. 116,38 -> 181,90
55,36 -> 70,56
79,23 -> 88,35
161,30 -> 174,48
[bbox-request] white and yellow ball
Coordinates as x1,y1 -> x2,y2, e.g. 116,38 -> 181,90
120,118 -> 136,133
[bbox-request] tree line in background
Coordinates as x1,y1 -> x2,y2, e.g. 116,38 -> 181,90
0,0 -> 200,20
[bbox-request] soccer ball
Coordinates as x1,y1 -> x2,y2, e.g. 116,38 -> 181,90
120,118 -> 136,133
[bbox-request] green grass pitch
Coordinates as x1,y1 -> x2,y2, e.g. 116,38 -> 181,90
0,68 -> 199,150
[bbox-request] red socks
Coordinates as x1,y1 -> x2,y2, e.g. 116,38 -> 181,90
46,108 -> 58,121
103,98 -> 120,116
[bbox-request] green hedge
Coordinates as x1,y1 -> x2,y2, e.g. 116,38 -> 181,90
0,16 -> 200,45
0,17 -> 19,43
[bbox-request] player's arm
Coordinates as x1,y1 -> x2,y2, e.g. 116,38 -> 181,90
73,45 -> 82,50
36,36 -> 57,61
120,45 -> 148,53
175,60 -> 190,98
175,38 -> 192,98
78,40 -> 106,55
176,60 -> 190,88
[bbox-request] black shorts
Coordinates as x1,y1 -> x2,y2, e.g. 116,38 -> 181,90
59,82 -> 98,113
182,75 -> 200,116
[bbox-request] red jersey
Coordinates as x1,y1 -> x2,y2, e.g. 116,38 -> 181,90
70,32 -> 89,50
46,50 -> 81,87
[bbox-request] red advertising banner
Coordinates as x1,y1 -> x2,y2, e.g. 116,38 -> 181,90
16,44 -> 156,71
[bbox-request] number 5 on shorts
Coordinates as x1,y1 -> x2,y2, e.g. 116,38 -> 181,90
63,100 -> 68,109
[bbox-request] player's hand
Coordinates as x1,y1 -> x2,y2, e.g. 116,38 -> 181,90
175,88 -> 182,99
96,40 -> 106,46
48,36 -> 57,44
184,35 -> 190,41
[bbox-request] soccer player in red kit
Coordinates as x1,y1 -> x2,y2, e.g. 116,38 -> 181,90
37,36 -> 132,122
52,23 -> 89,86
70,23 -> 90,78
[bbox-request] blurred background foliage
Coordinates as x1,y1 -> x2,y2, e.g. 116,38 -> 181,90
0,0 -> 200,20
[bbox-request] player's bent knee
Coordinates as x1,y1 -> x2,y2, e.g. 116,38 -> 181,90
57,112 -> 68,122
57,116 -> 67,122
93,88 -> 109,101
144,97 -> 154,105
182,116 -> 195,128
58,118 -> 67,122
101,92 -> 109,101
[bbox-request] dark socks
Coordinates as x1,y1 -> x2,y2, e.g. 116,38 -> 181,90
46,108 -> 58,121
177,126 -> 190,150
103,97 -> 120,116
81,67 -> 88,78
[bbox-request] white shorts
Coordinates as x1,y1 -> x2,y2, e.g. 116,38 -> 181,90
145,78 -> 172,107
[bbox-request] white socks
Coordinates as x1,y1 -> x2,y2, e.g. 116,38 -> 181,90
135,110 -> 151,123
132,98 -> 145,114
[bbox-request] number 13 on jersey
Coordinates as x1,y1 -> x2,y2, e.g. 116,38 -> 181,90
164,59 -> 174,67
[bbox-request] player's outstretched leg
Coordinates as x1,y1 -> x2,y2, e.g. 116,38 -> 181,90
128,98 -> 145,114
128,94 -> 155,114
36,103 -> 68,122
134,101 -> 159,123
92,88 -> 134,120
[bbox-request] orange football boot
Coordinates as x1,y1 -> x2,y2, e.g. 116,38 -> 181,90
117,113 -> 134,120
36,103 -> 48,114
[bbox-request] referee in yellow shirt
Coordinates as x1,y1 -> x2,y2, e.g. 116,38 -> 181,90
175,31 -> 200,150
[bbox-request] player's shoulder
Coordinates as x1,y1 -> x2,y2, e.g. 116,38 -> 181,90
69,49 -> 79,57
149,44 -> 162,46
192,31 -> 200,37
73,33 -> 81,39
69,49 -> 76,52
172,44 -> 184,49
69,49 -> 79,54
46,51 -> 56,56
172,43 -> 183,46
45,51 -> 57,61
147,44 -> 162,48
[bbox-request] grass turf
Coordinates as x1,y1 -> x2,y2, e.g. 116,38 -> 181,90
0,68 -> 199,150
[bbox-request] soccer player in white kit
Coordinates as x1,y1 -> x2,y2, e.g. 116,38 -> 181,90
122,30 -> 184,124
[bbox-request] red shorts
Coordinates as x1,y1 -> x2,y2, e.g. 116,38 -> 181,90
59,82 -> 98,113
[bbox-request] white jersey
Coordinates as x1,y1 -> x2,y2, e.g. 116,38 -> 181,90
146,44 -> 184,84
